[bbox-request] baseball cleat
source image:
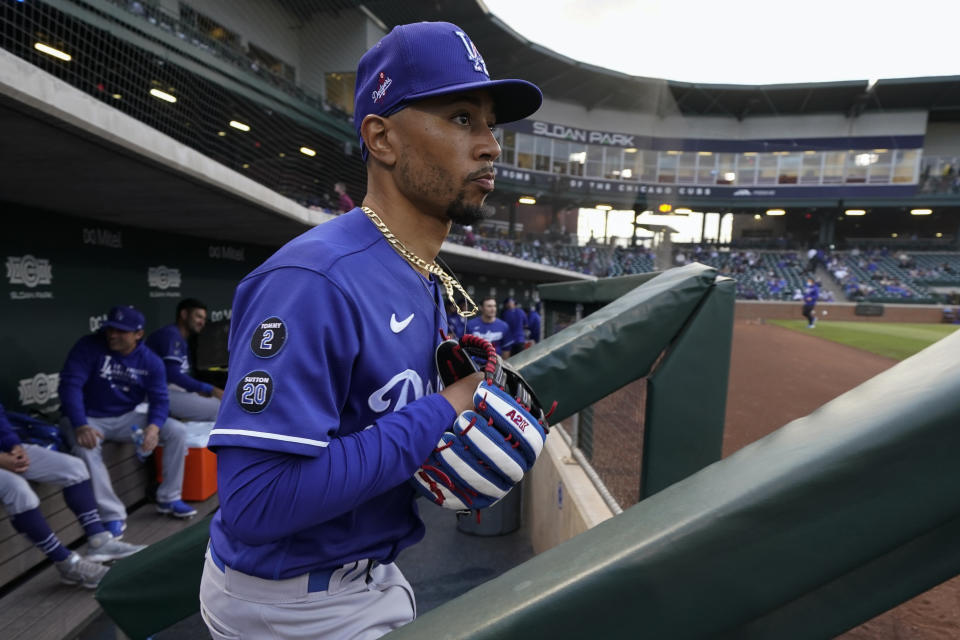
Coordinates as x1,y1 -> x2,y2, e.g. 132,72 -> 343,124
57,553 -> 109,589
156,500 -> 197,518
85,535 -> 147,563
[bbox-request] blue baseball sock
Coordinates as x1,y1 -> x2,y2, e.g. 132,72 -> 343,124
62,480 -> 106,537
10,508 -> 71,562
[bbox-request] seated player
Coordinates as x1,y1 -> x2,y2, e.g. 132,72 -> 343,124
0,403 -> 145,589
465,296 -> 514,355
59,305 -> 196,539
146,298 -> 223,422
500,297 -> 528,356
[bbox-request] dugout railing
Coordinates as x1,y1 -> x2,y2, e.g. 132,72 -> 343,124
387,289 -> 960,638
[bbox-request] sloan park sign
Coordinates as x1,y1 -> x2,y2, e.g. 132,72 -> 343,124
527,121 -> 636,147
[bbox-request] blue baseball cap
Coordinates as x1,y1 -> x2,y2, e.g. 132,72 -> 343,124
354,21 -> 543,160
103,305 -> 145,332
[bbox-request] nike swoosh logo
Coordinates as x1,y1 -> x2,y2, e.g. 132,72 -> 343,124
390,313 -> 415,333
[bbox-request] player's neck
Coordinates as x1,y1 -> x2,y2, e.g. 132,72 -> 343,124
362,195 -> 450,276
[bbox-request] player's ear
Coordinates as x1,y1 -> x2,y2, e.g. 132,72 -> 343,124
361,114 -> 397,167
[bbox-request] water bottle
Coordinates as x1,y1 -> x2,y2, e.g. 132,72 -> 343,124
130,425 -> 149,462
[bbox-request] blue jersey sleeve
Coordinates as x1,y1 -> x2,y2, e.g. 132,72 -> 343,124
147,327 -> 213,395
0,405 -> 20,452
58,339 -> 92,429
211,268 -> 361,454
216,393 -> 455,545
143,350 -> 170,427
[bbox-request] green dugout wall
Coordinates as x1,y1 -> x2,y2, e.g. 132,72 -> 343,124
1,205 -> 274,412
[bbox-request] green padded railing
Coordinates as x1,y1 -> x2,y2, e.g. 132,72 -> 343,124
387,323 -> 960,639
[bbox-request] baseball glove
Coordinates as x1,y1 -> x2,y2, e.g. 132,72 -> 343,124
410,335 -> 555,511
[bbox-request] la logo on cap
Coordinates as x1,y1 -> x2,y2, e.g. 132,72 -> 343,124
454,30 -> 488,76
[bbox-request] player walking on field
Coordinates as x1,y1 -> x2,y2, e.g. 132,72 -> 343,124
199,21 -> 543,639
802,276 -> 820,328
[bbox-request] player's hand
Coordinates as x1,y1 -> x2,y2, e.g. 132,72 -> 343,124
75,425 -> 104,449
142,424 -> 160,453
211,387 -> 224,400
0,445 -> 30,473
438,371 -> 484,414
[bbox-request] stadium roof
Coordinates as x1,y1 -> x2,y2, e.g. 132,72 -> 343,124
352,0 -> 960,120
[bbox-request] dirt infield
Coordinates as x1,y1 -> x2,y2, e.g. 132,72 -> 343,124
725,319 -> 960,639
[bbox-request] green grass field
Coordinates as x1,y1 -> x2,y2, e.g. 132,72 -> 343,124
769,320 -> 960,361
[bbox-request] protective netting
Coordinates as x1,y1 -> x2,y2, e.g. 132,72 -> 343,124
1,0 -> 365,210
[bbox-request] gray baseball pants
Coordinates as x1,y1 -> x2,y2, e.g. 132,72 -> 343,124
199,548 -> 416,639
168,388 -> 221,422
70,410 -> 187,522
0,444 -> 89,515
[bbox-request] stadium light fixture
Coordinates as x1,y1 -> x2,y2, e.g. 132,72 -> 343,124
111,93 -> 122,100
674,208 -> 693,214
34,42 -> 71,61
697,151 -> 713,156
936,232 -> 943,238
753,214 -> 762,220
766,209 -> 786,216
845,209 -> 866,216
867,78 -> 879,92
891,233 -> 898,238
658,203 -> 672,213
242,163 -> 250,169
299,146 -> 316,157
624,148 -> 638,153
723,172 -> 736,182
620,169 -> 633,179
568,151 -> 586,164
666,150 -> 681,155
596,204 -> 613,211
230,120 -> 251,132
149,88 -> 177,103
910,208 -> 932,215
217,131 -> 226,137
518,196 -> 537,205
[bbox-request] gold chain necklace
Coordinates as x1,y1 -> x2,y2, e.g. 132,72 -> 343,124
361,206 -> 478,319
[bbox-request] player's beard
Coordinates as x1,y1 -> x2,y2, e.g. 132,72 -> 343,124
446,191 -> 493,226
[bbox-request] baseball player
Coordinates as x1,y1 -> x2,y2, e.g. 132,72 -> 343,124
500,296 -> 528,356
466,296 -> 514,355
0,403 -> 144,588
145,298 -> 224,422
802,277 -> 820,328
199,21 -> 542,639
59,305 -> 196,539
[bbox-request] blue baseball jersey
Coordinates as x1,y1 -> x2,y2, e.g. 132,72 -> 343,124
501,307 -> 527,344
0,404 -> 19,452
145,324 -> 214,394
58,333 -> 169,428
447,313 -> 466,339
208,208 -> 458,579
465,317 -> 514,354
527,310 -> 542,342
803,283 -> 820,305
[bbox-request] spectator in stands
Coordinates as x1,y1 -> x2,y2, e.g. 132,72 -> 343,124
501,297 -> 528,356
0,403 -> 144,589
527,302 -> 542,344
59,305 -> 196,538
466,297 -> 513,355
146,298 -> 223,422
802,277 -> 820,328
806,246 -> 818,272
334,181 -> 354,213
